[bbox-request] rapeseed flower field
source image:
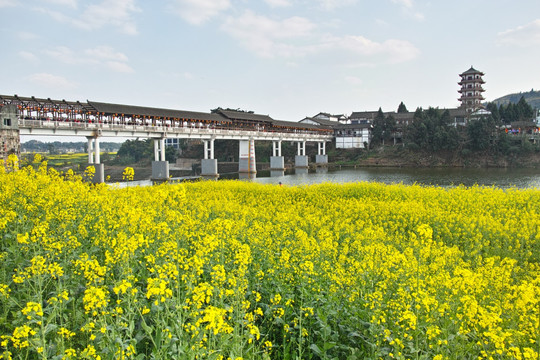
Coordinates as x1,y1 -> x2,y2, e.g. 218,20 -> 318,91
0,156 -> 539,359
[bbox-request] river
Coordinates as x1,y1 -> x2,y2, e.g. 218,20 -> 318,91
118,166 -> 540,189
234,166 -> 540,189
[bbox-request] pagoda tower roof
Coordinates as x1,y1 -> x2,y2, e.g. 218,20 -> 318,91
460,66 -> 484,76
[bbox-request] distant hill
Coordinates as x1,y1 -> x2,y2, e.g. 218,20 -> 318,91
491,90 -> 540,109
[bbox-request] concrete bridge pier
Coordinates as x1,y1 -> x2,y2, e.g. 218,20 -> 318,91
315,141 -> 328,166
201,138 -> 218,179
270,140 -> 285,171
86,136 -> 104,183
295,141 -> 308,169
239,139 -> 256,175
152,138 -> 169,181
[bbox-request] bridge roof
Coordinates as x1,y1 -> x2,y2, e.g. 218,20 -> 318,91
0,94 -> 91,111
2,94 -> 333,133
213,108 -> 275,123
88,101 -> 229,122
272,119 -> 331,130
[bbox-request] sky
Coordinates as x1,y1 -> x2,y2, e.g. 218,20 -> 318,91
1,0 -> 540,124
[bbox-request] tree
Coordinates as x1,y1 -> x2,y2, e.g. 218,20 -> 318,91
467,116 -> 495,151
47,143 -> 58,155
494,97 -> 534,124
404,108 -> 459,151
116,139 -> 153,164
485,102 -> 500,123
371,108 -> 385,147
397,102 -> 408,113
384,114 -> 396,144
516,96 -> 534,121
165,146 -> 178,163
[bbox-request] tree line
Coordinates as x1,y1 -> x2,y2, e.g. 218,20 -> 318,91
370,97 -> 538,154
22,140 -> 121,154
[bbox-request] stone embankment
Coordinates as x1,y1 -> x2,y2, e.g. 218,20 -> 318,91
350,148 -> 540,168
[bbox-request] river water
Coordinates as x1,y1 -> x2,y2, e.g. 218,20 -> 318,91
240,167 -> 540,189
118,166 -> 540,189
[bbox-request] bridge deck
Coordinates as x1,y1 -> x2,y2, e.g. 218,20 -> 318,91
2,94 -> 334,142
18,118 -> 333,142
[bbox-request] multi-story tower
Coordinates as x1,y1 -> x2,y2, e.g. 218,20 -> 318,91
458,66 -> 485,113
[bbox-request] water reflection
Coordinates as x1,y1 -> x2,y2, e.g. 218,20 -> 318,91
238,173 -> 256,180
253,167 -> 540,189
113,166 -> 540,189
295,168 -> 309,176
270,170 -> 285,177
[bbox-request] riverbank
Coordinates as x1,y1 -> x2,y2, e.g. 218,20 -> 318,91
335,146 -> 540,168
47,146 -> 539,183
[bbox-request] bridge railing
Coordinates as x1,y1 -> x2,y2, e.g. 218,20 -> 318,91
18,118 -> 333,140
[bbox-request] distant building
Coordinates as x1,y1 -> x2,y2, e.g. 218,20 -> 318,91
313,112 -> 348,123
0,104 -> 20,163
300,112 -> 348,126
349,111 -> 378,125
300,117 -> 339,127
165,138 -> 182,149
458,66 -> 486,113
334,123 -> 371,148
301,112 -> 372,148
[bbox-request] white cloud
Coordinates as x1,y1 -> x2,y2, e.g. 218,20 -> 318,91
222,11 -> 316,58
222,11 -> 419,63
44,45 -> 134,73
391,0 -> 424,21
77,0 -> 140,34
180,72 -> 194,79
171,0 -> 231,25
84,46 -> 129,62
264,0 -> 292,7
26,73 -> 77,89
35,0 -> 140,35
17,31 -> 39,40
19,51 -> 39,62
498,19 -> 540,46
106,61 -> 134,73
44,46 -> 80,64
324,35 -> 419,63
0,0 -> 18,7
41,0 -> 77,8
345,76 -> 363,85
391,0 -> 412,8
411,11 -> 424,21
316,0 -> 357,10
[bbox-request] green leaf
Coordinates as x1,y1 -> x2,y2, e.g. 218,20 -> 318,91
310,343 -> 322,356
323,342 -> 336,351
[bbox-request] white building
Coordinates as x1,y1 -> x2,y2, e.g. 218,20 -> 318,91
334,124 -> 372,149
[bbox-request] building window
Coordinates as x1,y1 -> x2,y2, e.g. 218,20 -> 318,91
3,118 -> 11,127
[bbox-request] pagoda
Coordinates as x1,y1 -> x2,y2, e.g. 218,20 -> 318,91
458,66 -> 485,113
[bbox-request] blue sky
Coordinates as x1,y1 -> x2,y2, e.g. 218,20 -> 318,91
1,0 -> 540,122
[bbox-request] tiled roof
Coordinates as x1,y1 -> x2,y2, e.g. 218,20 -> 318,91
460,66 -> 484,76
446,108 -> 469,117
88,101 -> 228,122
214,109 -> 274,122
272,119 -> 328,130
350,111 -> 379,119
301,117 -> 339,127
